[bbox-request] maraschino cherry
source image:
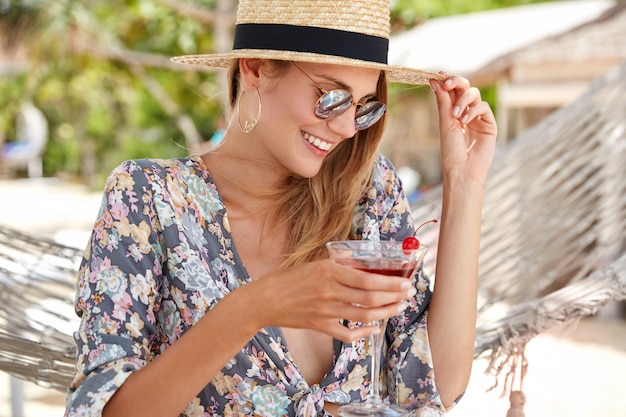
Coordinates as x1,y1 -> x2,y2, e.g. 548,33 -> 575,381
402,219 -> 438,251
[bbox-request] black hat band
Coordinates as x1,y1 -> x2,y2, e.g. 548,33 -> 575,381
233,23 -> 389,64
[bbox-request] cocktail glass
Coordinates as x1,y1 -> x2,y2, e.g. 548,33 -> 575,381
326,240 -> 429,417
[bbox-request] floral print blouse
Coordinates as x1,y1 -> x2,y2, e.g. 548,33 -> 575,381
64,154 -> 452,417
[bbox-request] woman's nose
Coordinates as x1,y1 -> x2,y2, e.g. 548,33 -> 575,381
326,107 -> 357,139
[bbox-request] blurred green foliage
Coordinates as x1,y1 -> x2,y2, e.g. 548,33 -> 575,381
0,0 -> 555,186
1,0 -> 221,185
390,0 -> 555,27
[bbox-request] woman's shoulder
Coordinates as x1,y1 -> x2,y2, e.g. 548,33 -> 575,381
105,155 -> 211,191
353,154 -> 413,240
373,153 -> 396,170
107,155 -> 209,184
110,155 -> 203,175
370,153 -> 403,195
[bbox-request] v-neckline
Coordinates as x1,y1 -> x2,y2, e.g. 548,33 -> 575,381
191,154 -> 255,285
190,154 -> 341,389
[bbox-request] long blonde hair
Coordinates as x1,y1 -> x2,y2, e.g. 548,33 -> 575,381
227,59 -> 388,267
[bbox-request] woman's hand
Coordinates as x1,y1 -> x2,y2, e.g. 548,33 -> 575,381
243,260 -> 416,343
430,73 -> 497,184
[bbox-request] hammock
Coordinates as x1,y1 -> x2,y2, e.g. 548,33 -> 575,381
0,227 -> 81,391
1,60 -> 626,401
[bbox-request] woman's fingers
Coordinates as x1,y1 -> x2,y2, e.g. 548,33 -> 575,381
251,260 -> 417,339
333,262 -> 414,295
334,297 -> 410,323
429,72 -> 497,182
315,320 -> 381,344
433,75 -> 482,120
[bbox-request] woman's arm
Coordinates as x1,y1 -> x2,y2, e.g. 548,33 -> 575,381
102,283 -> 261,416
102,260 -> 417,417
428,176 -> 483,407
427,75 -> 497,407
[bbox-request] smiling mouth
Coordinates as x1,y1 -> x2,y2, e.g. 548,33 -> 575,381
303,131 -> 332,151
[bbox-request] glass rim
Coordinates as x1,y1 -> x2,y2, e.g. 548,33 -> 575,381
326,240 -> 429,254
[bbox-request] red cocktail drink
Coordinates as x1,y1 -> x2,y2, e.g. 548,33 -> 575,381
326,240 -> 428,417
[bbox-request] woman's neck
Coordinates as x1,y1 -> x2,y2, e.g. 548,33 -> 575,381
201,143 -> 291,275
201,145 -> 287,218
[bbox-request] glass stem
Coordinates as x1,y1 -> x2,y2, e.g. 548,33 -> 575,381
367,319 -> 387,404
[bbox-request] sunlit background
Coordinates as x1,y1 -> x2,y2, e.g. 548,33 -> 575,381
1,0 -> 625,416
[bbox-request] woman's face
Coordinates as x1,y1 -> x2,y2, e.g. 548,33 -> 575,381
253,61 -> 382,178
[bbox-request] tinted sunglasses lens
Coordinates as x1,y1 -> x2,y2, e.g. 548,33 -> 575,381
315,90 -> 353,119
355,102 -> 386,130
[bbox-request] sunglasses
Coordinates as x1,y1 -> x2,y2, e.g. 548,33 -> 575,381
291,62 -> 386,131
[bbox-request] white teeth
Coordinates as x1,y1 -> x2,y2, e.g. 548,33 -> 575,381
303,132 -> 332,151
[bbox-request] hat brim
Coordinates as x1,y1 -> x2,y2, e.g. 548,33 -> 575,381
170,49 -> 443,86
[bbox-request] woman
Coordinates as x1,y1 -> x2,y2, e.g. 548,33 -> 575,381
64,1 -> 496,416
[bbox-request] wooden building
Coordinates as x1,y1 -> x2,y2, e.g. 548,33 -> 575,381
384,1 -> 625,186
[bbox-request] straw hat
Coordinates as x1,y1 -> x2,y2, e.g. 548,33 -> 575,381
170,0 -> 443,85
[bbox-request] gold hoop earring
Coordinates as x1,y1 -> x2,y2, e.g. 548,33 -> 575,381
237,87 -> 262,134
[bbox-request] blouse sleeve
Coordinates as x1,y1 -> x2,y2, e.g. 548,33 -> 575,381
365,155 -> 458,415
64,160 -> 165,417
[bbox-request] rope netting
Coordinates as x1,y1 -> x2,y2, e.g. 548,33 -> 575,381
0,227 -> 82,391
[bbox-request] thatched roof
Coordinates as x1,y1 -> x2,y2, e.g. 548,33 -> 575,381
389,0 -> 615,82
471,2 -> 626,84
